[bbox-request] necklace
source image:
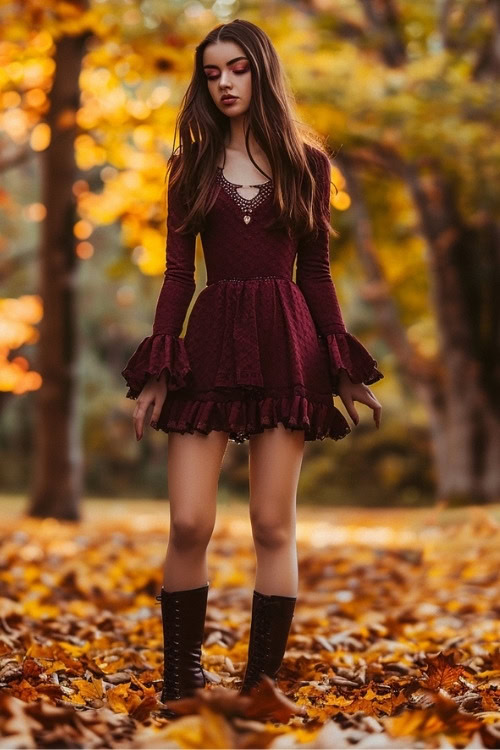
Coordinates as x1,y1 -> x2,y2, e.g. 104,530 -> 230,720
216,166 -> 273,224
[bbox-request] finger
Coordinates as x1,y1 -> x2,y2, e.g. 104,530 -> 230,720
150,391 -> 167,430
133,399 -> 150,441
133,408 -> 143,441
365,386 -> 378,404
363,390 -> 382,428
340,394 -> 360,427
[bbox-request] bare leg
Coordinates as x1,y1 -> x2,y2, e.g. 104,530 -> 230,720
248,423 -> 305,597
163,429 -> 229,591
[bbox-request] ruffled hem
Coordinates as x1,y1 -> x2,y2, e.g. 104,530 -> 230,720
320,332 -> 384,396
121,333 -> 193,399
155,392 -> 352,444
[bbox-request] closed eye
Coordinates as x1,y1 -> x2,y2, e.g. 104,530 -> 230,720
206,67 -> 249,80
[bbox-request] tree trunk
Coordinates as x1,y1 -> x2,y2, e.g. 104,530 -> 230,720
404,161 -> 500,503
29,29 -> 90,520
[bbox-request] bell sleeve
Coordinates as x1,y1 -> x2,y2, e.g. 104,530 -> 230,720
121,166 -> 197,399
295,147 -> 384,396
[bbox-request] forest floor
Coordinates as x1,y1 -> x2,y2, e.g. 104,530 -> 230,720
0,497 -> 499,748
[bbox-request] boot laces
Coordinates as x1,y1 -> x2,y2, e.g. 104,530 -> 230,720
244,596 -> 273,684
156,594 -> 182,700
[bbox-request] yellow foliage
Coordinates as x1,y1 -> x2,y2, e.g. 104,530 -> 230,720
0,503 -> 499,745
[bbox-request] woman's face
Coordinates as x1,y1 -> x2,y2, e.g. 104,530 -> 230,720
202,40 -> 252,118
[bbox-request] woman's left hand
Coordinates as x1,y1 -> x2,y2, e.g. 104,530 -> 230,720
337,368 -> 382,429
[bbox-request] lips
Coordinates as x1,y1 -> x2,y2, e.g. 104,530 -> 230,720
221,95 -> 238,102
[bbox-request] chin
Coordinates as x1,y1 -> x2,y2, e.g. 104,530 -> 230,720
217,101 -> 248,115
227,104 -> 249,116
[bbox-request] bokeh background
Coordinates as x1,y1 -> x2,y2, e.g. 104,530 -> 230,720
1,0 -> 499,519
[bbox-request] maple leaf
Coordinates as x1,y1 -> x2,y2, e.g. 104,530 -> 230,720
129,694 -> 159,721
420,651 -> 475,691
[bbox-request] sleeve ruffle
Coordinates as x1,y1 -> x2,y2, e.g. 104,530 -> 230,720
121,333 -> 193,400
320,331 -> 384,396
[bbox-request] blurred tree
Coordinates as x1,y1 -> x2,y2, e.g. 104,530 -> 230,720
0,1 -> 92,519
31,14 -> 92,520
0,0 -> 198,518
341,0 -> 500,503
284,0 -> 499,502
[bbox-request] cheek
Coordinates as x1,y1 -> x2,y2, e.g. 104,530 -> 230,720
207,83 -> 219,103
233,74 -> 251,102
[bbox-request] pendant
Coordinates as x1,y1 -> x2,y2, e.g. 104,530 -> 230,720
243,215 -> 251,224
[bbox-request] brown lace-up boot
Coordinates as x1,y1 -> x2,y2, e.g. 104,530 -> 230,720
155,582 -> 209,717
239,589 -> 297,696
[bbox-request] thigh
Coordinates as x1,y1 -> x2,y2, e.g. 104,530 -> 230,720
248,423 -> 305,525
167,429 -> 230,529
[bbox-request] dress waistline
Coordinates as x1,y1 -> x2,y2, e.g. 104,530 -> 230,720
206,275 -> 290,286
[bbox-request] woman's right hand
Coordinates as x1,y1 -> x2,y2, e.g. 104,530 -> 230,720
133,372 -> 168,440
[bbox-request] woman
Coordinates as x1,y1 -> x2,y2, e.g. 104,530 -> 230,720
121,19 -> 383,715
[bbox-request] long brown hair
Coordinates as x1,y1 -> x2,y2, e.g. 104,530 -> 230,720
165,18 -> 339,240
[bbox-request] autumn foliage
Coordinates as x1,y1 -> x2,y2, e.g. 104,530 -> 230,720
0,503 -> 499,748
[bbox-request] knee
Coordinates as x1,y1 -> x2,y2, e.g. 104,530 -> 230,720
250,513 -> 292,549
170,516 -> 212,549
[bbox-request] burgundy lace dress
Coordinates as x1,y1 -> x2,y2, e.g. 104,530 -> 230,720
121,145 -> 384,444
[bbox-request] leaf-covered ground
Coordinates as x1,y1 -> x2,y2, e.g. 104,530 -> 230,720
0,499 -> 499,749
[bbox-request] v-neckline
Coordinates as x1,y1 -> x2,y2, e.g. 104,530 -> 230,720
216,167 -> 274,210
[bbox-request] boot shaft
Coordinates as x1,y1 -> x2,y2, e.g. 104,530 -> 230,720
241,589 -> 297,694
157,583 -> 209,647
156,582 -> 209,703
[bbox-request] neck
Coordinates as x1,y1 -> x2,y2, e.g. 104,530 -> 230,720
225,114 -> 262,156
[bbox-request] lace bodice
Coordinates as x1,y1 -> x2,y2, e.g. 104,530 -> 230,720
215,166 -> 274,224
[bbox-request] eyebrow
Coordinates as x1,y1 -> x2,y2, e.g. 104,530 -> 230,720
203,56 -> 248,69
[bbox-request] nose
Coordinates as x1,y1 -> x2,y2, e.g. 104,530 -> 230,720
218,70 -> 232,88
